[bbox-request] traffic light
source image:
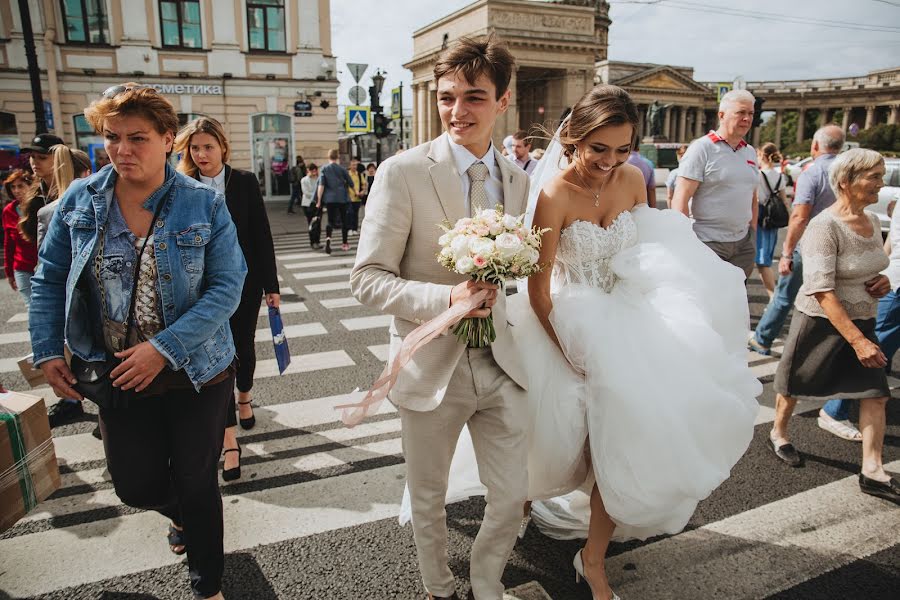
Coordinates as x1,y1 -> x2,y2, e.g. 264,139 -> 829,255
753,97 -> 765,127
373,113 -> 392,138
369,85 -> 382,113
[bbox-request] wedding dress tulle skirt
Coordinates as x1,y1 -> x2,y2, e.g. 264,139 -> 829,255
399,207 -> 761,541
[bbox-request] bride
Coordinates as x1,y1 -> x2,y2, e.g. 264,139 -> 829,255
401,85 -> 762,600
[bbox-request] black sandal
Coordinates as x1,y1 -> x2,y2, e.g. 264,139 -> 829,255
238,399 -> 256,430
167,524 -> 187,555
222,444 -> 242,482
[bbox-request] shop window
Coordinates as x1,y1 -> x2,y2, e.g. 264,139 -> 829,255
0,112 -> 20,172
60,0 -> 109,45
73,114 -> 108,171
252,114 -> 290,134
160,0 -> 202,49
247,0 -> 285,52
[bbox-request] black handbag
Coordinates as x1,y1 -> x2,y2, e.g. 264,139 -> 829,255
72,192 -> 170,409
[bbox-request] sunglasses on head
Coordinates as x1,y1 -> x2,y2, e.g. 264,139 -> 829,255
101,84 -> 152,99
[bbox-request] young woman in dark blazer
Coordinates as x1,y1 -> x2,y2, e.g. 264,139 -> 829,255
175,117 -> 280,480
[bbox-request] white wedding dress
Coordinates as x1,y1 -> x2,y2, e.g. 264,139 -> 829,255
398,126 -> 761,541
399,204 -> 762,541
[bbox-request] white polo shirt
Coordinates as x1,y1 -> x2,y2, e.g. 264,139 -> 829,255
678,131 -> 759,242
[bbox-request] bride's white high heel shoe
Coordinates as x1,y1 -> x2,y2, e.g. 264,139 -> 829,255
573,549 -> 621,600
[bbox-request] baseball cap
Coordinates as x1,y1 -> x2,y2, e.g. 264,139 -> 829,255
24,133 -> 65,154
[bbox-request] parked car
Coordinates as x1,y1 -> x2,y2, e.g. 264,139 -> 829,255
868,158 -> 900,239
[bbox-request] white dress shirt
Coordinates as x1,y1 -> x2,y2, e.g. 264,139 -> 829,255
199,166 -> 226,194
447,137 -> 503,215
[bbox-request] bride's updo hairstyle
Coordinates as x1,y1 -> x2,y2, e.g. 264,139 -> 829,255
559,85 -> 639,159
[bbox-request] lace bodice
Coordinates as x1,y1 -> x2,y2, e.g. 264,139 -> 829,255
554,211 -> 637,292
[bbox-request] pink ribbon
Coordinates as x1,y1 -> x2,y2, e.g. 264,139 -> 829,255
335,288 -> 491,428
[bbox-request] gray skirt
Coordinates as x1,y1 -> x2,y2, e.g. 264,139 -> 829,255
774,310 -> 890,400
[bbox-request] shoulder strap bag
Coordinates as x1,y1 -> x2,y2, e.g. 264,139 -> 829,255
71,190 -> 170,409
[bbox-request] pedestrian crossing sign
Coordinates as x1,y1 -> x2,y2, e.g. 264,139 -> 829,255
345,106 -> 370,133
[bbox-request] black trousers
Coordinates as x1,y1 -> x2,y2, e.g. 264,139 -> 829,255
325,202 -> 349,244
99,373 -> 233,599
225,290 -> 262,428
304,204 -> 321,246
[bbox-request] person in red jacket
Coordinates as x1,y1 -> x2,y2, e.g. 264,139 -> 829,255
3,169 -> 37,307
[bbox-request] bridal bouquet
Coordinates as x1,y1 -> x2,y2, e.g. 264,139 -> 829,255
438,205 -> 549,347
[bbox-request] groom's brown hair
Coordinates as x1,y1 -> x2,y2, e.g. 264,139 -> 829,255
433,34 -> 515,100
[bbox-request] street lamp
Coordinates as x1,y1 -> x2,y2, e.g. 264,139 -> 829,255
369,69 -> 391,165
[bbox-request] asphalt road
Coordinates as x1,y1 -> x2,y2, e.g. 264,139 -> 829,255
0,195 -> 898,600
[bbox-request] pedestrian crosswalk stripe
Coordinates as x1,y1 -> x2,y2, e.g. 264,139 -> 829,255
341,315 -> 392,331
7,312 -> 27,323
284,258 -> 356,269
319,297 -> 362,309
254,349 -> 355,379
292,268 -> 353,281
0,330 -> 31,345
605,459 -> 900,599
257,301 -> 308,317
276,252 -> 324,261
305,281 -> 351,292
280,286 -> 296,295
368,344 -> 390,361
254,322 -> 327,343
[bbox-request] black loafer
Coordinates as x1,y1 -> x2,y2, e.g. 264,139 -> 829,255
770,438 -> 803,467
859,474 -> 900,505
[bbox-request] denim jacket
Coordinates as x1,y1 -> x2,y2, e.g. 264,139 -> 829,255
29,163 -> 248,389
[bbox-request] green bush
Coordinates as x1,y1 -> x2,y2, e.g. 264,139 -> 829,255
855,124 -> 900,154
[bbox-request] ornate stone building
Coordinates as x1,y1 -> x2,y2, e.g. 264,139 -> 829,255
406,0 -> 900,149
0,0 -> 338,201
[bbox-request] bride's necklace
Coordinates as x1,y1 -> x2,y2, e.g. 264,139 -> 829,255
573,164 -> 603,207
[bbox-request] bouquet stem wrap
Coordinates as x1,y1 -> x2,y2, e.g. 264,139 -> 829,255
336,288 -> 491,427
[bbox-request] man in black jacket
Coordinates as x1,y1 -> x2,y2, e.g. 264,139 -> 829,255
316,149 -> 354,254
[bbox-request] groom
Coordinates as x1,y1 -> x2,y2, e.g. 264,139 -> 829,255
350,35 -> 530,600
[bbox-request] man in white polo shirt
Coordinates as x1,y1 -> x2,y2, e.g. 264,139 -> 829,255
672,89 -> 759,278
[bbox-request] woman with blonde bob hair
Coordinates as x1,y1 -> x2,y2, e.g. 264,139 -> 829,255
175,117 -> 279,483
772,148 -> 899,504
35,145 -> 92,247
432,84 -> 760,600
28,84 -> 247,600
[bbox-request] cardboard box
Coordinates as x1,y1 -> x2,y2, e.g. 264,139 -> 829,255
0,391 -> 61,533
17,354 -> 46,388
17,349 -> 72,389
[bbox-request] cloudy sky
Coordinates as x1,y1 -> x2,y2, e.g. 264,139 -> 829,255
330,0 -> 900,114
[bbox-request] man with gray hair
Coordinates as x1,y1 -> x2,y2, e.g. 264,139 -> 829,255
748,124 -> 864,443
672,89 -> 760,277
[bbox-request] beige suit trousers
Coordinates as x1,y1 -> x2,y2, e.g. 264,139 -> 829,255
400,347 -> 529,600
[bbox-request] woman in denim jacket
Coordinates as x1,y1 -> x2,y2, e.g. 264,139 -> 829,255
28,85 -> 246,600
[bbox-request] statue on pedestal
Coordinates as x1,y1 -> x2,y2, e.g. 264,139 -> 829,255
646,101 -> 672,139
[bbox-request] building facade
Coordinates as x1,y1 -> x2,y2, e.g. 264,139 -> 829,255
0,0 -> 338,201
406,0 -> 900,149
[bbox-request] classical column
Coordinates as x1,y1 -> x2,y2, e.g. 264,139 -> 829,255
842,107 -> 852,132
774,109 -> 783,148
663,107 -> 672,140
677,106 -> 687,142
694,107 -> 704,138
796,107 -> 806,144
890,105 -> 900,126
865,105 -> 876,129
637,106 -> 645,141
752,126 -> 761,148
505,67 -> 519,141
425,83 -> 434,142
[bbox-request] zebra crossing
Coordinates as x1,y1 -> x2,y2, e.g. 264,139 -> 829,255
0,226 -> 898,599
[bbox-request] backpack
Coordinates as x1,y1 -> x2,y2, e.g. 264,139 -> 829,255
758,171 -> 789,229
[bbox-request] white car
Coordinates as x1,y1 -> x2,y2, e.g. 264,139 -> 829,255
868,158 -> 900,238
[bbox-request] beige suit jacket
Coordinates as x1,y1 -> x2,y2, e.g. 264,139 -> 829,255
350,133 -> 529,411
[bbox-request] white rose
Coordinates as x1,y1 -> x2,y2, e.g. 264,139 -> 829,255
488,222 -> 503,236
494,232 -> 523,259
469,237 -> 495,257
451,235 -> 470,258
455,256 -> 475,274
480,208 -> 498,223
501,214 -> 520,230
438,232 -> 453,247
